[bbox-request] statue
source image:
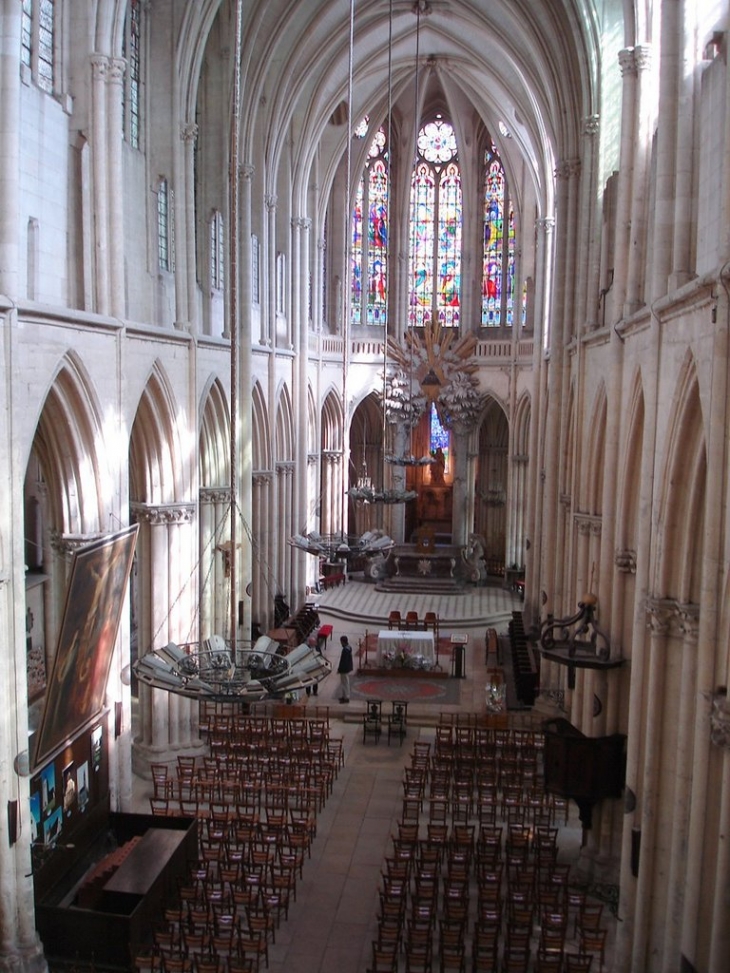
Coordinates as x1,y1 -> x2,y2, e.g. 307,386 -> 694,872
463,533 -> 487,583
430,447 -> 445,485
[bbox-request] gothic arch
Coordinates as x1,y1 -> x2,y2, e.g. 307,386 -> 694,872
30,352 -> 108,536
274,385 -> 295,464
252,381 -> 272,472
129,364 -> 187,505
655,359 -> 706,602
474,397 -> 509,565
199,377 -> 230,489
509,391 -> 531,569
198,378 -> 232,641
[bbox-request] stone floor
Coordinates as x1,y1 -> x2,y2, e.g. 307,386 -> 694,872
125,581 -> 618,972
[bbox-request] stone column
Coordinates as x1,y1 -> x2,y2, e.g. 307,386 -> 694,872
238,165 -> 254,637
0,0 -> 21,297
107,58 -> 126,317
609,48 -> 639,323
669,0 -> 697,292
265,195 -> 277,346
523,217 -> 554,629
180,123 -> 199,331
650,0 -> 681,302
130,502 -> 197,774
662,604 -> 699,972
630,599 -> 672,970
543,174 -> 575,613
625,46 -> 654,316
508,454 -> 528,572
90,54 -> 111,314
450,427 -> 471,548
1,532 -> 66,973
251,472 -> 273,628
292,217 -> 311,600
577,117 -> 600,331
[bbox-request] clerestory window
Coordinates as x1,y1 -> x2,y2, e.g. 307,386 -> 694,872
21,0 -> 56,94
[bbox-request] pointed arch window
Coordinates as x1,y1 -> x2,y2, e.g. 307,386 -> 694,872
408,117 -> 462,329
21,0 -> 56,93
351,126 -> 389,326
481,142 -> 516,327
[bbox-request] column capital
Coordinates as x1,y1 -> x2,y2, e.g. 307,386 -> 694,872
615,549 -> 637,574
574,513 -> 601,536
265,194 -> 277,212
181,123 -> 199,144
555,158 -> 581,180
536,216 -> 555,234
582,115 -> 600,138
634,44 -> 652,72
108,57 -> 126,85
292,216 -> 312,232
90,53 -> 109,80
618,48 -> 637,76
646,596 -> 700,638
199,487 -> 232,505
240,164 -> 255,181
130,502 -> 196,525
50,529 -> 105,558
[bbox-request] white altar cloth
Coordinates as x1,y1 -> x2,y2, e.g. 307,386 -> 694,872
377,629 -> 435,666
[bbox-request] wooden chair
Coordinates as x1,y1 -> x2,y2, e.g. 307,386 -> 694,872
237,934 -> 269,973
367,943 -> 398,973
388,610 -> 402,630
387,700 -> 408,745
574,902 -> 604,937
579,927 -> 607,972
423,610 -> 438,630
534,950 -> 564,973
564,954 -> 593,973
363,700 -> 383,744
405,610 -> 420,630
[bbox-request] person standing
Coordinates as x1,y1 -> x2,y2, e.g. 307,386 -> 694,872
337,635 -> 354,702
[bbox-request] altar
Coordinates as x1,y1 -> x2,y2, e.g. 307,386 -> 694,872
377,629 -> 435,666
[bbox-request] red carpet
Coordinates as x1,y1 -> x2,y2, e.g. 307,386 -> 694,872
350,674 -> 461,704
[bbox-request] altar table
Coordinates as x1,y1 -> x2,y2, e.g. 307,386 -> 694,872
377,629 -> 435,666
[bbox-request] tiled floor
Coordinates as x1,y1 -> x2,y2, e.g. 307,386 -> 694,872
128,582 -> 616,972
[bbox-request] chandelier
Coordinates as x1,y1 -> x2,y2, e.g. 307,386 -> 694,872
134,635 -> 332,703
289,529 -> 395,559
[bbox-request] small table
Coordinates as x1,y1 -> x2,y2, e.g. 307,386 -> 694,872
377,630 -> 435,667
317,624 -> 333,650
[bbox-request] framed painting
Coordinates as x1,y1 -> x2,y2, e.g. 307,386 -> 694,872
32,524 -> 138,770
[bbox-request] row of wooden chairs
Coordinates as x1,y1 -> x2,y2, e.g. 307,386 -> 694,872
363,741 -> 611,972
387,609 -> 440,636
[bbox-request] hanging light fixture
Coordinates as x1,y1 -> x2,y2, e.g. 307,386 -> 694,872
383,0 -> 434,470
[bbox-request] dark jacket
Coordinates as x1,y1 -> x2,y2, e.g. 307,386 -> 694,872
337,644 -> 353,674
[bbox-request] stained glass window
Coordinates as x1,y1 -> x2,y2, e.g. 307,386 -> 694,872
481,142 -> 516,327
429,403 -> 450,471
351,127 -> 389,326
210,211 -> 224,290
126,0 -> 141,148
408,118 -> 461,328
